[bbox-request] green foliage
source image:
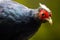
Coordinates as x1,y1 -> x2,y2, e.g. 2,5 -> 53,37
15,0 -> 60,40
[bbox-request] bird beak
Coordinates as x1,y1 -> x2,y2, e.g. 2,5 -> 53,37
45,17 -> 53,25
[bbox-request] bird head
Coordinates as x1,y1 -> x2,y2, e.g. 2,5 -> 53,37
38,3 -> 53,25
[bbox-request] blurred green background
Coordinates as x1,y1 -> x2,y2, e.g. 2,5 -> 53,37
15,0 -> 60,40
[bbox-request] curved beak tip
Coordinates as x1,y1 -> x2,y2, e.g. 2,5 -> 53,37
49,19 -> 53,25
46,17 -> 53,25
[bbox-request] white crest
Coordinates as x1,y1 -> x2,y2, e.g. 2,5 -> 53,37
39,3 -> 51,12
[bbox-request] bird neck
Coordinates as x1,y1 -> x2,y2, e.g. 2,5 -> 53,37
30,9 -> 39,19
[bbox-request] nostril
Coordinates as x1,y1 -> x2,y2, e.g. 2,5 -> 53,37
49,14 -> 52,17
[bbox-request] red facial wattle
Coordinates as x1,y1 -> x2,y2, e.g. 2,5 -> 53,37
39,9 -> 52,20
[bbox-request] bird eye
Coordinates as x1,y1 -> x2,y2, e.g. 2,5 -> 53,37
42,13 -> 45,16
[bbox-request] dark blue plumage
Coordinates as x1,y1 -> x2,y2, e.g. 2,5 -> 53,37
0,0 -> 42,40
0,0 -> 52,40
0,0 -> 53,40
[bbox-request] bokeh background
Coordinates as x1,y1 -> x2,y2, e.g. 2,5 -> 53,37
15,0 -> 60,40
